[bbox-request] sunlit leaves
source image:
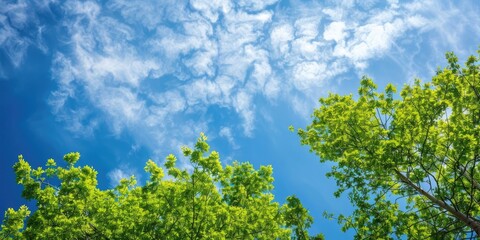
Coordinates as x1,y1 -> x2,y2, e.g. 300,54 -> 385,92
1,134 -> 318,239
299,50 -> 480,239
63,152 -> 80,166
0,206 -> 30,239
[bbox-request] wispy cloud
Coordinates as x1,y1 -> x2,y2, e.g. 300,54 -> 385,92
219,126 -> 238,149
40,0 -> 479,156
0,0 -> 34,68
0,0 -> 55,70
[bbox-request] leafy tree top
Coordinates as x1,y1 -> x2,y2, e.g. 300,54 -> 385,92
298,50 -> 480,239
1,133 -> 324,240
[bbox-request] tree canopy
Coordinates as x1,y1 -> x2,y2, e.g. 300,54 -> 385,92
1,133 -> 323,240
299,50 -> 480,239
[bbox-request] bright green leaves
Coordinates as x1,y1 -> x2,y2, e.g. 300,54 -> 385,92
63,152 -> 80,166
13,155 -> 41,201
299,50 -> 480,238
358,76 -> 377,99
222,162 -> 274,206
45,159 -> 56,177
0,206 -> 30,239
185,133 -> 223,177
164,153 -> 176,169
284,195 -> 313,240
7,153 -> 106,239
13,155 -> 32,185
164,153 -> 183,179
446,51 -> 461,73
144,159 -> 164,183
194,132 -> 210,153
2,134 -> 319,239
289,125 -> 295,132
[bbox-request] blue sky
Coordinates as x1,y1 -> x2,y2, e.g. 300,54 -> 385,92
1,0 -> 479,238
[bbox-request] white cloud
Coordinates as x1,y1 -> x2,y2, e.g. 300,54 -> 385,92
250,59 -> 272,92
236,0 -> 279,11
294,17 -> 321,39
98,87 -> 145,133
45,0 -> 479,159
292,61 -> 327,90
219,127 -> 238,149
215,75 -> 236,98
320,2 -> 433,69
218,10 -> 273,55
291,37 -> 322,61
150,27 -> 204,62
0,0 -> 50,68
93,57 -> 157,87
108,168 -> 128,185
270,23 -> 294,55
190,0 -> 232,23
107,0 -> 188,29
59,108 -> 98,137
290,94 -> 315,120
348,25 -> 393,60
184,79 -> 222,106
149,90 -> 186,114
413,0 -> 480,56
234,91 -> 255,136
388,0 -> 399,8
323,21 -> 347,42
406,15 -> 427,28
50,0 -> 279,145
183,42 -> 218,77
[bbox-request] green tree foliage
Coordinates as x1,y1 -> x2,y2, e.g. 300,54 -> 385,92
1,133 -> 322,240
299,50 -> 480,239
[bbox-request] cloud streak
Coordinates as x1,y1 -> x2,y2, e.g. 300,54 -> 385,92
0,0 -> 55,71
32,0 -> 478,154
